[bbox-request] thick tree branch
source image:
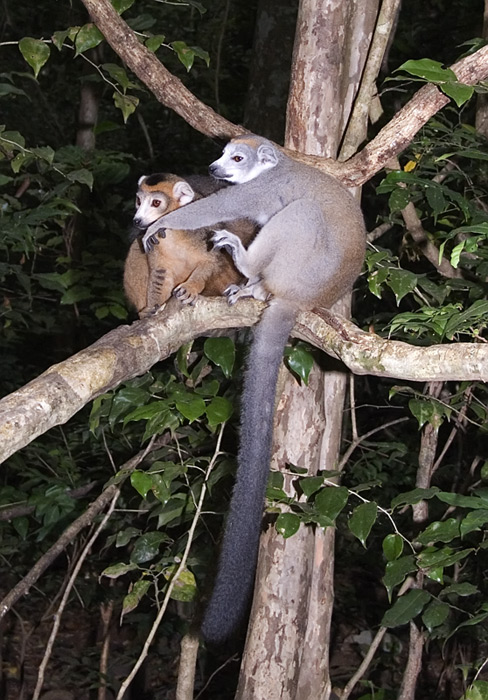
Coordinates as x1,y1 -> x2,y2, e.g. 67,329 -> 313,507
80,0 -> 242,141
1,298 -> 488,465
80,0 -> 488,186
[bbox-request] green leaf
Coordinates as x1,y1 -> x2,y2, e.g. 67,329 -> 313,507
450,240 -> 465,268
123,401 -> 164,424
130,471 -> 154,499
13,516 -> 29,539
300,476 -> 324,499
391,487 -> 439,509
315,486 -> 349,522
388,187 -> 410,212
348,501 -> 378,547
75,24 -> 104,56
205,396 -> 233,425
436,492 -> 487,509
122,579 -> 151,616
381,589 -> 431,628
382,555 -> 417,600
115,527 -> 140,547
408,398 -> 438,429
163,565 -> 197,602
157,496 -> 186,527
417,547 -> 472,570
382,533 -> 404,561
102,63 -> 131,90
52,30 -> 70,51
463,681 -> 488,700
65,168 -> 94,190
425,184 -> 447,217
440,582 -> 478,598
0,83 -> 27,97
276,512 -> 300,538
101,562 -> 138,579
426,566 -> 444,584
422,600 -> 450,632
145,35 -> 166,53
204,337 -> 235,378
387,269 -> 418,305
416,518 -> 460,545
368,266 -> 389,298
176,395 -> 206,421
19,38 -> 50,78
397,58 -> 456,83
113,92 -> 139,122
130,532 -> 167,564
285,344 -> 314,384
60,285 -> 92,304
111,0 -> 135,13
460,509 -> 488,537
441,81 -> 474,107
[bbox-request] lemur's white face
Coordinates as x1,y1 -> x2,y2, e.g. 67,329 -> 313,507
209,141 -> 279,184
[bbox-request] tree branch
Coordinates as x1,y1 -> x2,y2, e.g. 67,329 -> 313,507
80,0 -> 242,141
1,298 -> 488,465
0,440 -> 159,619
79,0 -> 488,186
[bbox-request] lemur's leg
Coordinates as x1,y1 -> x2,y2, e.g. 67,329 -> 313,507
173,266 -> 211,305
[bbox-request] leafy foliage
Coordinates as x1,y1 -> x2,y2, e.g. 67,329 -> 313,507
1,0 -> 488,697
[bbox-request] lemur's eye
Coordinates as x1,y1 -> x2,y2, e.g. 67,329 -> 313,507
152,199 -> 161,207
136,196 -> 141,206
232,155 -> 243,162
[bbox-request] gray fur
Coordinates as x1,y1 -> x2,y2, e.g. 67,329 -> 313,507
143,136 -> 366,642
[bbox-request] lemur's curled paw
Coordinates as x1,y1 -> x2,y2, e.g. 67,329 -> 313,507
142,228 -> 166,253
211,230 -> 240,257
224,284 -> 244,305
173,285 -> 198,305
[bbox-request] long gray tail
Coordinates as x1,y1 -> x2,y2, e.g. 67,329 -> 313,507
201,298 -> 298,643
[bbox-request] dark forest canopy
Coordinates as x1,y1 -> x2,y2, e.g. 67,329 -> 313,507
1,1 -> 488,699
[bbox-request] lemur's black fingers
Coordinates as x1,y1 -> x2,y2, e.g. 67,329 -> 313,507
143,230 -> 165,253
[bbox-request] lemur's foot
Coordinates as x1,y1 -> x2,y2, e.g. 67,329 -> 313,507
173,284 -> 199,305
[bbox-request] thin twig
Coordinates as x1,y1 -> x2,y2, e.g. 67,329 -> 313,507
337,416 -> 409,471
0,439 -> 158,619
32,492 -> 119,700
116,423 -> 227,700
194,653 -> 239,700
341,577 -> 413,700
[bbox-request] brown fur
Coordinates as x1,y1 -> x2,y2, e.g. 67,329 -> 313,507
124,175 -> 255,317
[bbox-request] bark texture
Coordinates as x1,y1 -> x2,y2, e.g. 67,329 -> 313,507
78,0 -> 488,184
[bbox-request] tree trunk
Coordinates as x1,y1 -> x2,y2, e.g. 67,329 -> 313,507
237,1 -> 380,698
243,0 -> 299,142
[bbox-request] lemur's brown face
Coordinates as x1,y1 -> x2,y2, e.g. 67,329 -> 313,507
133,176 -> 195,230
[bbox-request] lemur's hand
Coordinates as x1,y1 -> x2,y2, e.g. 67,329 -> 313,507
142,225 -> 166,253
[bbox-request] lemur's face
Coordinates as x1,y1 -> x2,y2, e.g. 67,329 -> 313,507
208,138 -> 278,184
133,178 -> 194,230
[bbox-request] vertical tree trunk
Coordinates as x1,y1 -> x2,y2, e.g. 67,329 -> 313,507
243,0 -> 299,142
237,1 -> 380,698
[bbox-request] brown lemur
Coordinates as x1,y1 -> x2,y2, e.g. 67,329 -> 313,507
124,173 -> 255,316
142,135 -> 367,642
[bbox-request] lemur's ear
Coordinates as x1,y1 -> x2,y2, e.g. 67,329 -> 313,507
257,144 -> 279,166
137,175 -> 147,186
173,180 -> 195,206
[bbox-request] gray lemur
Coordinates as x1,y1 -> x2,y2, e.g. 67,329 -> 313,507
142,134 -> 366,642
